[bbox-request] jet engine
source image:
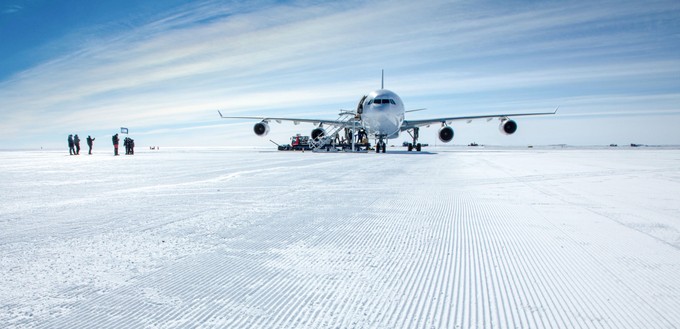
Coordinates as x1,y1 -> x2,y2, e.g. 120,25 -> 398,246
499,119 -> 517,135
311,127 -> 326,141
253,121 -> 270,136
438,126 -> 454,143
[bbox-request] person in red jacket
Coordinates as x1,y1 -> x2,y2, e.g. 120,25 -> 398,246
112,133 -> 119,156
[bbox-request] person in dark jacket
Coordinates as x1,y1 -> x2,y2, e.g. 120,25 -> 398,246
123,137 -> 135,155
86,135 -> 95,155
73,134 -> 81,155
112,134 -> 120,156
68,134 -> 75,155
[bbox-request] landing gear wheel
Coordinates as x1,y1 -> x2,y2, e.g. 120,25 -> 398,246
381,142 -> 386,153
408,143 -> 413,152
376,143 -> 381,153
416,143 -> 422,152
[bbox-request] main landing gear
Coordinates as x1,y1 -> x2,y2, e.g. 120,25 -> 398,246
407,127 -> 422,152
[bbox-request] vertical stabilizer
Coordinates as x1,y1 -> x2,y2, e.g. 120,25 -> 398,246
381,69 -> 384,89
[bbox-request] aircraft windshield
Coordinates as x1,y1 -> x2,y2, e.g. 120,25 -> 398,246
370,99 -> 396,105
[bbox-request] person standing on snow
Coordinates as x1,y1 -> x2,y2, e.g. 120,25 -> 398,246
68,134 -> 75,155
74,134 -> 81,155
112,133 -> 120,156
86,135 -> 95,155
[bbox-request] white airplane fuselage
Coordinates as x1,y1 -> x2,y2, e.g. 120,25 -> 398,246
359,89 -> 405,140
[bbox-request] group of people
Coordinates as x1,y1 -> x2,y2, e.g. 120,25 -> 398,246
68,133 -> 137,156
67,134 -> 95,155
111,134 -> 135,156
123,137 -> 135,155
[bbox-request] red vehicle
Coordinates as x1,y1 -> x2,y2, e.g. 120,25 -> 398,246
278,135 -> 312,151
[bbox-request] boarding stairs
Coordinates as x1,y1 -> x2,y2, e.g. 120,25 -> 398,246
309,112 -> 360,152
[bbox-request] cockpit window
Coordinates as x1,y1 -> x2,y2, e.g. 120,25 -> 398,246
370,98 -> 396,105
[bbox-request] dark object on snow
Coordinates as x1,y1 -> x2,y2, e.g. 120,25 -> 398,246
112,134 -> 120,156
86,135 -> 95,155
124,137 -> 135,155
68,134 -> 75,155
73,134 -> 81,155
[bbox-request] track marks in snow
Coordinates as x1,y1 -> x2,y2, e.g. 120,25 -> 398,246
3,149 -> 680,328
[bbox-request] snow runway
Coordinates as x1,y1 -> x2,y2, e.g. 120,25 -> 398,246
1,147 -> 679,328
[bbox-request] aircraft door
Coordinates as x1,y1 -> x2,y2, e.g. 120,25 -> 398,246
357,95 -> 367,115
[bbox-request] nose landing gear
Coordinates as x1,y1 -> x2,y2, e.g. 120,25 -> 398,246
375,136 -> 387,153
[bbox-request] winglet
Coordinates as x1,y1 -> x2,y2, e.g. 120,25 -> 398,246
218,110 -> 225,118
553,106 -> 560,114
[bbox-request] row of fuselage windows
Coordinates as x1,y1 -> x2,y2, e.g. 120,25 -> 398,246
368,99 -> 396,105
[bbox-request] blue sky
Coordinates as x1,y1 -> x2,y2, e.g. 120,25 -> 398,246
1,0 -> 679,149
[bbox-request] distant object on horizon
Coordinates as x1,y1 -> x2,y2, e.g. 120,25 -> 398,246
610,144 -> 618,147
219,71 -> 557,153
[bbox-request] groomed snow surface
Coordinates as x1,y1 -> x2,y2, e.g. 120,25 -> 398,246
1,147 -> 679,328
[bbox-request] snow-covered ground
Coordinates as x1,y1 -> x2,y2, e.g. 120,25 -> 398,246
1,147 -> 679,328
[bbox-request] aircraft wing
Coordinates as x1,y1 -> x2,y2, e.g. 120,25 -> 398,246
218,111 -> 350,127
400,108 -> 558,131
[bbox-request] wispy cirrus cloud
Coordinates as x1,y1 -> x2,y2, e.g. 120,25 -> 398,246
2,4 -> 23,14
1,0 -> 679,147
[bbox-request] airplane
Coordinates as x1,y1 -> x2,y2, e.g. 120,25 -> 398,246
219,72 -> 557,153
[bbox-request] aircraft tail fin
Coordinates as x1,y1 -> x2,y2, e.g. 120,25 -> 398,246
381,69 -> 384,89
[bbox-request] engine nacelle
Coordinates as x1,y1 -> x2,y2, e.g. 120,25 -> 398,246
253,121 -> 270,136
499,119 -> 517,135
438,126 -> 454,143
311,127 -> 326,141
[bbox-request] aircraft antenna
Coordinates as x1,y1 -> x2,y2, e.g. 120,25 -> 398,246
381,69 -> 384,89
